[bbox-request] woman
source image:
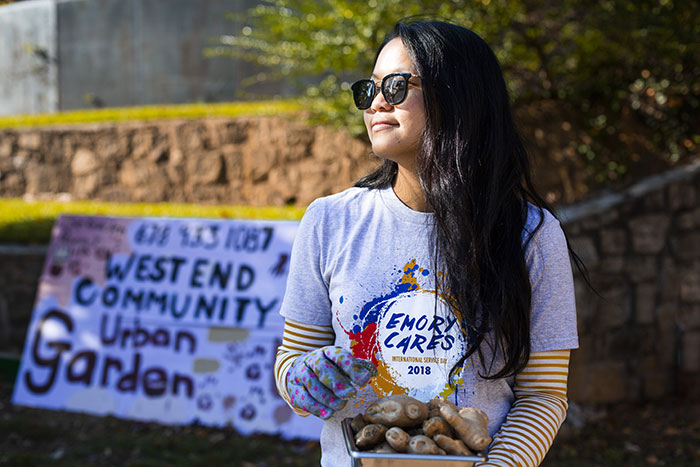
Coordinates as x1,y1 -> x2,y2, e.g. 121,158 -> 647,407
274,19 -> 579,467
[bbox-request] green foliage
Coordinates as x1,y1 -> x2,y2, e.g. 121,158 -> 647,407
0,199 -> 305,244
208,0 -> 699,184
0,100 -> 303,129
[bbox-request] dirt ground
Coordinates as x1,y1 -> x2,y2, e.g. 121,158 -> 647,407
1,380 -> 698,467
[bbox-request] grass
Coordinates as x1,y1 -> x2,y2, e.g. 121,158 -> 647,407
1,376 -> 698,466
0,379 -> 322,466
0,198 -> 306,244
0,99 -> 305,129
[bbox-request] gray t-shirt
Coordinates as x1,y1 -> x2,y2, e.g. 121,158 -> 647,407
280,185 -> 578,467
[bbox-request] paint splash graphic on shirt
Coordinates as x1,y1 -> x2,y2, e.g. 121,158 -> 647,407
338,259 -> 468,400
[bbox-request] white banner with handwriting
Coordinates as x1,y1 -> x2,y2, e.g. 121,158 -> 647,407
12,215 -> 323,438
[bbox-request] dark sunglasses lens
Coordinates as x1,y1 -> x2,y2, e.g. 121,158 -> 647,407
383,75 -> 408,105
352,80 -> 374,109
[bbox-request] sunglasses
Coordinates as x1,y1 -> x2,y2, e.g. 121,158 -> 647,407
351,72 -> 419,110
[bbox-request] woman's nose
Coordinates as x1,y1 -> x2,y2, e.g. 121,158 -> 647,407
369,87 -> 392,112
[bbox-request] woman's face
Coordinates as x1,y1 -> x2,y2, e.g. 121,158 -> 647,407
364,37 -> 426,171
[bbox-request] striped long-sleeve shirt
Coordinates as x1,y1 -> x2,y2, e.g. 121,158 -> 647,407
274,318 -> 571,467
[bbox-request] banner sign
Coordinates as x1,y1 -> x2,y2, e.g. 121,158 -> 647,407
12,215 -> 323,438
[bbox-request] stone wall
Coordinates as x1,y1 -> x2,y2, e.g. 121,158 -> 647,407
0,245 -> 45,354
560,160 -> 700,404
0,116 -> 376,207
1,115 -> 698,405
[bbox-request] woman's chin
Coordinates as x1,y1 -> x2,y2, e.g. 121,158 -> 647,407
371,146 -> 417,167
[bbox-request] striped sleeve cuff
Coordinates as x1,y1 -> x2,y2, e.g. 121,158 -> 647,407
274,318 -> 335,417
475,349 -> 571,467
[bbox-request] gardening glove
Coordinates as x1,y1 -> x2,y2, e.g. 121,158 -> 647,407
286,346 -> 377,420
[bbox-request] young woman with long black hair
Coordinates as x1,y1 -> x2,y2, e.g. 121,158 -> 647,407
274,19 -> 580,467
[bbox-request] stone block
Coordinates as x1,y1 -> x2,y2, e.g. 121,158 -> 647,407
17,132 -> 41,150
147,142 -> 169,164
25,163 -> 68,195
118,161 -> 169,202
1,172 -> 24,196
186,150 -> 225,185
599,256 -> 625,274
635,282 -> 657,324
596,284 -> 632,329
267,167 -> 302,205
680,269 -> 700,303
608,327 -> 656,358
0,135 -> 14,158
639,356 -> 674,400
681,330 -> 700,373
673,232 -> 700,260
94,129 -> 126,162
678,304 -> 700,328
221,145 -> 243,181
220,120 -> 249,145
130,127 -> 157,158
118,159 -> 151,188
168,146 -> 185,168
242,144 -> 279,184
204,120 -> 223,148
675,210 -> 696,230
659,257 -> 680,301
669,182 -> 696,211
570,235 -> 599,268
71,148 -> 100,176
12,150 -> 29,170
626,256 -> 659,283
569,361 -> 629,405
73,172 -> 101,199
600,228 -> 627,255
657,302 -> 679,330
628,214 -> 670,254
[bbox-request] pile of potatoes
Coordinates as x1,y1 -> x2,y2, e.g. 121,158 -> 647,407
349,395 -> 491,459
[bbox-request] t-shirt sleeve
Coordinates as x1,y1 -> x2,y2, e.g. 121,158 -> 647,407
279,200 -> 333,326
524,211 -> 579,352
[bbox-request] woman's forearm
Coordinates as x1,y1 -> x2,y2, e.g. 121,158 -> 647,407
274,318 -> 335,415
475,349 -> 571,467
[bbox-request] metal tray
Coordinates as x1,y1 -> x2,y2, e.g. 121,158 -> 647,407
342,418 -> 488,467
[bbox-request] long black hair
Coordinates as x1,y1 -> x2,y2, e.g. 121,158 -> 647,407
355,19 -> 578,381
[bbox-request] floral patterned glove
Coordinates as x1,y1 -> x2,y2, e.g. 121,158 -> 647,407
286,346 -> 377,419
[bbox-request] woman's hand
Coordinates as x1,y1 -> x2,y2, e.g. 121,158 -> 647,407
286,346 -> 377,419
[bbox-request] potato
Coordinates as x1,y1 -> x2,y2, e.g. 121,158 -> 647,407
407,435 -> 445,455
349,395 -> 489,459
364,395 -> 429,428
355,423 -> 388,449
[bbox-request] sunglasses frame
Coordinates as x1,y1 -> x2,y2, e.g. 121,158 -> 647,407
351,72 -> 418,110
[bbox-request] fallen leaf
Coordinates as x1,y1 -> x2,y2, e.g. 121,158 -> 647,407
624,442 -> 641,453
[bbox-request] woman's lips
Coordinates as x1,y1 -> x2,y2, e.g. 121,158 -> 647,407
372,121 -> 398,131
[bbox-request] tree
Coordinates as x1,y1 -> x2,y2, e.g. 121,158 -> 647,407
206,0 -> 699,187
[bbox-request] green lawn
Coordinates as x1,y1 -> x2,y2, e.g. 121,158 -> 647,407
0,100 -> 304,129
